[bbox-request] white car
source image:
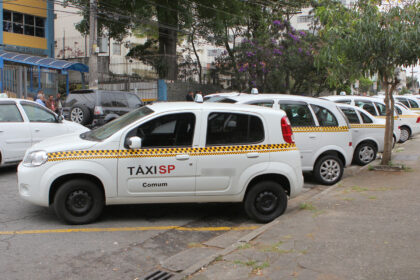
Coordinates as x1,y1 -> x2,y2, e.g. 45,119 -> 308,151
337,104 -> 400,165
18,102 -> 303,224
0,98 -> 89,166
372,96 -> 420,142
394,96 -> 420,114
206,93 -> 353,185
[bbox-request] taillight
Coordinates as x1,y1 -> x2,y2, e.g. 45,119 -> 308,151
349,142 -> 352,147
94,106 -> 104,115
281,116 -> 294,144
416,117 -> 420,123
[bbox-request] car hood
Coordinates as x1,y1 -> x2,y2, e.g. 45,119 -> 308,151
62,120 -> 90,133
29,132 -> 98,153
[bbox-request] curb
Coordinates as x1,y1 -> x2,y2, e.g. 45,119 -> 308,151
176,163 -> 371,279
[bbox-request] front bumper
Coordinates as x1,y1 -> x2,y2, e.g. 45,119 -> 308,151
18,163 -> 49,207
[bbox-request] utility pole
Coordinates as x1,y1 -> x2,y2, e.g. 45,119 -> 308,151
89,0 -> 98,89
410,66 -> 417,92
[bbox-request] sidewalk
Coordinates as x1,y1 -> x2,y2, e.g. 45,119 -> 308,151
189,138 -> 420,280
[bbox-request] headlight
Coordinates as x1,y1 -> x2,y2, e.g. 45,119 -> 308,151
23,151 -> 49,167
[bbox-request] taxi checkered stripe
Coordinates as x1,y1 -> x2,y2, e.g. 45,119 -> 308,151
350,124 -> 385,128
47,143 -> 297,162
292,126 -> 349,133
399,115 -> 419,118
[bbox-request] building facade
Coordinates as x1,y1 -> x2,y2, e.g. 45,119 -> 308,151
1,0 -> 54,57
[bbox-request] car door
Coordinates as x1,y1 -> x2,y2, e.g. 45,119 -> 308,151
117,112 -> 198,196
20,102 -> 68,144
279,101 -> 318,170
340,107 -> 364,145
195,111 -> 269,195
0,102 -> 31,163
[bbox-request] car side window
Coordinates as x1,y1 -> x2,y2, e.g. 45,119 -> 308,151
0,103 -> 24,122
206,112 -> 264,146
99,93 -> 114,107
279,102 -> 315,127
396,97 -> 409,107
408,99 -> 419,108
127,113 -> 195,148
310,104 -> 339,127
126,94 -> 142,108
374,102 -> 386,116
112,93 -> 128,107
355,100 -> 377,116
247,100 -> 274,108
395,106 -> 402,115
336,100 -> 351,104
340,108 -> 360,124
359,111 -> 373,123
21,103 -> 56,123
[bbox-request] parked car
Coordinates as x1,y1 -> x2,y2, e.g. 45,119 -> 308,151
394,95 -> 420,113
372,96 -> 420,143
0,98 -> 89,166
18,102 -> 303,224
63,90 -> 144,127
337,104 -> 400,165
206,93 -> 353,185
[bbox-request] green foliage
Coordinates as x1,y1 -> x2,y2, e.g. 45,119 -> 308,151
358,77 -> 373,93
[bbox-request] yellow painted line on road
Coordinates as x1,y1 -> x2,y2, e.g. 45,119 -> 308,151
0,225 -> 259,235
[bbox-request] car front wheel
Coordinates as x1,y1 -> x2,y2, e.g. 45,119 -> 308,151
53,179 -> 104,225
314,155 -> 344,185
398,126 -> 410,143
244,181 -> 288,223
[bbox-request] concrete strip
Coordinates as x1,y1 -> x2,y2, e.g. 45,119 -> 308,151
161,247 -> 221,272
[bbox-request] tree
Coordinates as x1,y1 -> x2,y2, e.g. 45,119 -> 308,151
315,0 -> 420,165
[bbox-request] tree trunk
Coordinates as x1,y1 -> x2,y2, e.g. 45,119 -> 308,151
381,77 -> 397,165
190,30 -> 202,84
156,0 -> 178,80
223,24 -> 241,91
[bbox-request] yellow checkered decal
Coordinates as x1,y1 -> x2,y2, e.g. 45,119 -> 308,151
292,126 -> 349,133
409,108 -> 420,111
47,144 -> 297,162
399,115 -> 419,118
376,116 -> 398,120
350,124 -> 385,128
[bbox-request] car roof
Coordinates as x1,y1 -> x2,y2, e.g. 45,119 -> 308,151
0,98 -> 36,104
146,101 -> 281,114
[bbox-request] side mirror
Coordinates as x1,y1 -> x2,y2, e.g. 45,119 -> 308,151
57,115 -> 64,123
128,136 -> 142,149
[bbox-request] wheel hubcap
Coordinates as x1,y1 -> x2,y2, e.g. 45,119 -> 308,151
400,129 -> 409,142
66,189 -> 93,216
71,108 -> 84,123
320,159 -> 341,182
255,191 -> 278,214
359,146 -> 375,163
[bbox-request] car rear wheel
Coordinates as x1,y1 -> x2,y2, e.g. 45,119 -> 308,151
53,179 -> 104,225
314,155 -> 343,185
70,106 -> 91,125
244,181 -> 288,223
354,142 -> 377,166
398,126 -> 410,143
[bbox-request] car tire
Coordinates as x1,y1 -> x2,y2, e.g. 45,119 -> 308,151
398,126 -> 410,143
353,142 -> 377,166
244,181 -> 288,223
70,105 -> 91,125
314,155 -> 344,185
53,179 -> 104,225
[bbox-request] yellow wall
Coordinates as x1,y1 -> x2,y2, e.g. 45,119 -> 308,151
4,0 -> 47,18
3,32 -> 47,49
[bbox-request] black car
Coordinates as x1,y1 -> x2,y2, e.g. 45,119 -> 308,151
63,89 -> 144,126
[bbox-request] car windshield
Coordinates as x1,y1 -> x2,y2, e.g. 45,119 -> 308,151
80,106 -> 154,141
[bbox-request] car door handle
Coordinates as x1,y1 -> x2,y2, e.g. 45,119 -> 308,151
354,129 -> 359,132
309,135 -> 317,139
247,152 -> 259,158
34,129 -> 40,132
176,154 -> 190,160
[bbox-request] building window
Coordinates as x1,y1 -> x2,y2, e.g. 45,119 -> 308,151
297,15 -> 313,23
112,43 -> 121,55
3,10 -> 45,38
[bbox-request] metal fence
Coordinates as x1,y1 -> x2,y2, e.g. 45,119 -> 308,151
99,80 -> 158,101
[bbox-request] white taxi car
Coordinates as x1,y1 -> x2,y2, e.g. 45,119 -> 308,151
206,93 -> 353,185
0,98 -> 89,166
394,96 -> 420,113
18,102 -> 303,224
372,96 -> 420,142
337,104 -> 400,165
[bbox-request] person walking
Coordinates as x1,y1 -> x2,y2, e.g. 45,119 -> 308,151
35,92 -> 46,107
186,91 -> 194,101
46,95 -> 56,112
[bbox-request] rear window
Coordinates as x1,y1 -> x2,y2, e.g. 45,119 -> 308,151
279,102 -> 315,127
340,108 -> 360,124
311,104 -> 339,127
355,100 -> 377,116
359,111 -> 373,123
374,102 -> 386,116
396,97 -> 409,107
204,96 -> 237,103
408,99 -> 419,108
206,112 -> 264,145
